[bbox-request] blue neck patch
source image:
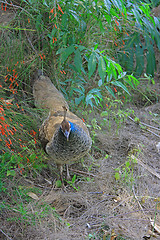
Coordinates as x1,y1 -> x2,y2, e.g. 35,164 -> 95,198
68,121 -> 77,132
59,121 -> 77,133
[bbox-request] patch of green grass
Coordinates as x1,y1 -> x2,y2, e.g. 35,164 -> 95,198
114,150 -> 139,188
0,178 -> 61,228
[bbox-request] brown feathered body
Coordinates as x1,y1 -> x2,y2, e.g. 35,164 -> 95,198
33,71 -> 92,166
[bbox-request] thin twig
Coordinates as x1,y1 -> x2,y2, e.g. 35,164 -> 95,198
0,229 -> 13,240
128,116 -> 160,138
128,116 -> 160,131
24,30 -> 37,53
132,185 -> 147,217
69,168 -> 96,177
107,208 -> 153,221
145,128 -> 160,138
131,155 -> 160,180
139,121 -> 160,131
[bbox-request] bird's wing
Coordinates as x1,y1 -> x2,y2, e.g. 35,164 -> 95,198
33,74 -> 69,112
39,109 -> 90,148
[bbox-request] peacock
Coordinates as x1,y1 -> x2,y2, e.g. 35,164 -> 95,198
33,70 -> 92,181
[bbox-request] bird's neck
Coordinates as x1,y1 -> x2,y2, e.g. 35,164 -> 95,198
68,121 -> 76,132
59,121 -> 78,137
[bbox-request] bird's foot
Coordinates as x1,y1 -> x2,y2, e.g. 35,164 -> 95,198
66,164 -> 71,180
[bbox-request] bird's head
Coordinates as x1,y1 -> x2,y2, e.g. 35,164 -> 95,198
60,106 -> 71,141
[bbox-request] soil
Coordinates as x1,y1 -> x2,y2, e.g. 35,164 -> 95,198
0,5 -> 160,240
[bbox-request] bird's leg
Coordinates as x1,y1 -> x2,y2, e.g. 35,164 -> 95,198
66,164 -> 71,180
57,164 -> 64,186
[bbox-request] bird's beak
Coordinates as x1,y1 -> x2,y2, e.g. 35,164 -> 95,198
64,130 -> 70,141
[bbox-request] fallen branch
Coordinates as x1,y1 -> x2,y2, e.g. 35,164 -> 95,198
130,155 -> 160,180
0,229 -> 13,240
69,168 -> 96,177
128,116 -> 160,138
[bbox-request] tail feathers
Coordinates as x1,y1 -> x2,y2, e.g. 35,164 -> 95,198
33,70 -> 69,112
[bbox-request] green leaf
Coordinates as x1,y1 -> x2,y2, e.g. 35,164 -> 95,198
88,52 -> 97,78
143,17 -> 154,35
7,170 -> 16,177
98,79 -> 102,86
86,94 -> 93,108
125,161 -> 130,168
42,0 -> 48,7
61,13 -> 67,29
135,43 -> 144,76
111,81 -> 130,95
98,56 -> 106,82
94,43 -> 99,50
106,74 -> 112,83
105,85 -> 115,98
114,62 -> 123,74
56,180 -> 62,188
104,13 -> 111,23
132,7 -> 141,23
59,45 -> 75,63
110,8 -> 119,18
134,117 -> 140,124
95,96 -> 102,106
108,62 -> 117,79
126,49 -> 134,73
80,20 -> 87,32
11,155 -> 17,163
77,45 -> 86,52
146,45 -> 156,76
101,111 -> 108,117
69,64 -> 78,72
36,14 -> 43,31
74,49 -> 82,72
88,88 -> 101,95
112,0 -> 123,10
70,10 -> 80,23
30,153 -> 37,161
19,163 -> 24,168
75,96 -> 85,105
99,21 -> 104,33
118,72 -> 127,79
115,172 -> 120,180
124,77 -> 135,89
127,75 -> 139,87
104,0 -> 112,10
72,175 -> 76,183
73,87 -> 84,95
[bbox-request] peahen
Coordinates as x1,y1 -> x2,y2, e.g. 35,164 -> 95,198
33,70 -> 92,181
